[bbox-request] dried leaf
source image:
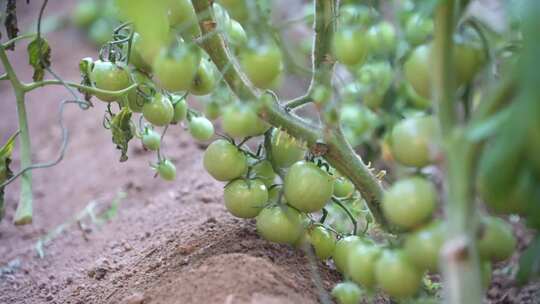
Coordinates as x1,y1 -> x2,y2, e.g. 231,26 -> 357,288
110,107 -> 133,162
27,37 -> 51,81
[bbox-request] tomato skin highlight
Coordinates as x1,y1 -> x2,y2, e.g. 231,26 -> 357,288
382,176 -> 437,229
90,60 -> 131,102
189,116 -> 215,141
256,205 -> 305,245
224,179 -> 268,218
390,115 -> 439,168
284,161 -> 334,213
142,93 -> 174,126
374,250 -> 422,299
203,139 -> 248,181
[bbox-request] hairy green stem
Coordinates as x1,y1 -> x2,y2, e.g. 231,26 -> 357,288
433,2 -> 482,303
0,46 -> 33,224
191,0 -> 388,230
23,80 -> 136,96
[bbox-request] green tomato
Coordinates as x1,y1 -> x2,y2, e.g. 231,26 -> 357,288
357,61 -> 393,109
374,250 -> 422,299
305,226 -> 336,260
284,161 -> 334,213
224,179 -> 268,218
404,44 -> 432,99
189,116 -> 214,141
88,19 -> 113,46
129,32 -> 153,73
331,281 -> 363,304
454,43 -> 485,86
204,100 -> 222,120
256,205 -> 304,245
478,217 -> 516,262
167,0 -> 201,40
405,82 -> 431,109
72,0 -> 98,27
156,159 -> 176,181
142,93 -> 174,126
190,59 -> 216,96
382,176 -> 437,229
252,160 -> 276,188
141,129 -> 161,151
90,60 -> 131,102
333,235 -> 364,274
203,139 -> 247,181
405,14 -> 434,46
333,176 -> 355,198
332,27 -> 368,67
270,129 -> 305,168
171,95 -> 188,123
226,19 -> 247,47
390,115 -> 439,168
222,103 -> 269,138
404,221 -> 445,272
153,44 -> 198,92
339,4 -> 377,26
347,243 -> 382,288
126,70 -> 153,113
240,45 -> 283,89
366,21 -> 397,56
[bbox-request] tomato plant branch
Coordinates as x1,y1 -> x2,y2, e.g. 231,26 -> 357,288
433,2 -> 482,303
0,45 -> 33,224
191,0 -> 389,231
23,80 -> 137,96
1,33 -> 37,49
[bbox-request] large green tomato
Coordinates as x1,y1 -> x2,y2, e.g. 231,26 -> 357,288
332,27 -> 368,67
252,160 -> 276,188
374,250 -> 422,299
478,217 -> 516,262
390,115 -> 439,168
126,70 -> 153,113
333,235 -> 364,274
203,139 -> 247,181
222,103 -> 269,138
284,161 -> 334,213
142,93 -> 174,126
90,60 -> 131,102
224,179 -> 268,218
240,45 -> 283,89
347,243 -> 382,288
188,116 -> 214,141
404,220 -> 445,272
256,205 -> 304,245
153,44 -> 198,92
190,59 -> 216,96
270,129 -> 305,168
382,176 -> 437,229
331,281 -> 363,304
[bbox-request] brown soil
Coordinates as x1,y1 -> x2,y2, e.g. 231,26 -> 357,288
0,2 -> 539,304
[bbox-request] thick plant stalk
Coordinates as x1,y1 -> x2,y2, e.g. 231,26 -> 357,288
190,0 -> 389,230
432,1 -> 483,303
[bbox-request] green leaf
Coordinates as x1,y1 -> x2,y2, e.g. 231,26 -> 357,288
110,107 -> 133,162
27,37 -> 51,81
0,131 -> 19,222
517,236 -> 540,285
